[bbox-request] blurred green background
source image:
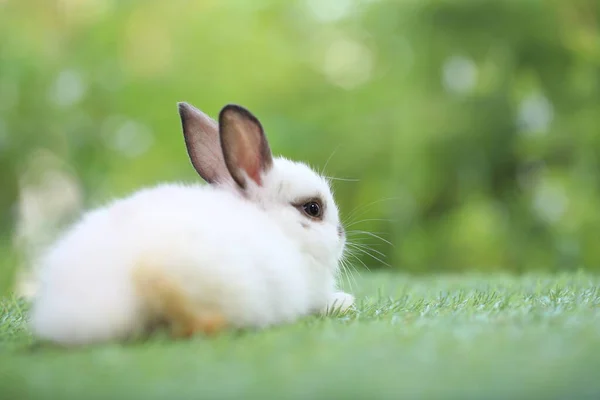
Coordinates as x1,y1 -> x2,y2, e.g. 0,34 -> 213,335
1,0 -> 599,293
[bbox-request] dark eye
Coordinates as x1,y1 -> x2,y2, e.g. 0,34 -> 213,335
302,201 -> 322,219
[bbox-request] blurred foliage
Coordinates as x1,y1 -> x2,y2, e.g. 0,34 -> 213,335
1,0 -> 600,288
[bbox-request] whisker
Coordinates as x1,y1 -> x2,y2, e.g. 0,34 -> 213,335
347,230 -> 388,236
348,243 -> 385,249
346,251 -> 371,272
345,261 -> 359,290
342,196 -> 403,226
348,230 -> 395,247
337,261 -> 349,290
321,145 -> 341,176
347,242 -> 387,259
339,256 -> 358,291
346,239 -> 386,247
347,243 -> 392,268
324,176 -> 361,182
344,218 -> 394,228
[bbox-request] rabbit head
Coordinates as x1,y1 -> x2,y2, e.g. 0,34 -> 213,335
178,102 -> 345,271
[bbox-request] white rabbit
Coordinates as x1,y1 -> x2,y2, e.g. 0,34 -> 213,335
28,102 -> 354,346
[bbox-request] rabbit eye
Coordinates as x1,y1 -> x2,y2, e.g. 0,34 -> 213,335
302,201 -> 322,219
293,197 -> 325,221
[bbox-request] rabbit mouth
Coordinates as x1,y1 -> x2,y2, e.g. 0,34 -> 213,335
337,224 -> 345,238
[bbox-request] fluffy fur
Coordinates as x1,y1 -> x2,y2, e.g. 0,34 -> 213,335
29,103 -> 354,346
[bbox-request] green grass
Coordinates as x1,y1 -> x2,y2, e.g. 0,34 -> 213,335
1,271 -> 600,399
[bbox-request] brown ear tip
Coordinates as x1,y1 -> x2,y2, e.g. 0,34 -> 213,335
219,103 -> 259,124
178,102 -> 192,115
220,103 -> 244,116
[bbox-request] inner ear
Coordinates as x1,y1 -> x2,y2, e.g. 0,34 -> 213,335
178,102 -> 231,185
219,104 -> 273,189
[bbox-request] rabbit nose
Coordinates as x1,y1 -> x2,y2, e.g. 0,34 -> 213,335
337,224 -> 344,238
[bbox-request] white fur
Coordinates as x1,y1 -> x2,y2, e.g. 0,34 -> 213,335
29,157 -> 354,346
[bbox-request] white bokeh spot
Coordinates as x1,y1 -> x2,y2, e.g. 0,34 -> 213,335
49,69 -> 87,108
323,38 -> 374,89
442,55 -> 478,95
518,93 -> 554,136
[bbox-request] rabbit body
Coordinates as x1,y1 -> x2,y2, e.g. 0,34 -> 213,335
29,103 -> 353,346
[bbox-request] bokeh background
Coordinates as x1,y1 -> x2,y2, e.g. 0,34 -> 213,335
1,0 -> 599,293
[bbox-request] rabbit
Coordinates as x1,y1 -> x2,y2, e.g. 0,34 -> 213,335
28,102 -> 355,346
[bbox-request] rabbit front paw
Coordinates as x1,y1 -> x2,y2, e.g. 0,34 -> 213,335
322,291 -> 355,314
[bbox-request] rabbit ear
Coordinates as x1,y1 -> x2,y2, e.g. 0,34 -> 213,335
219,104 -> 273,189
178,102 -> 232,184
